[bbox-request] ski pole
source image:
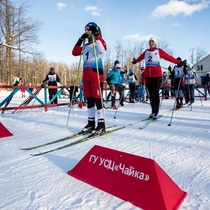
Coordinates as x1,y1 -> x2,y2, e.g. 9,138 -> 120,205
195,79 -> 203,106
65,43 -> 84,129
92,35 -> 107,137
198,86 -> 203,106
159,88 -> 164,110
168,78 -> 181,126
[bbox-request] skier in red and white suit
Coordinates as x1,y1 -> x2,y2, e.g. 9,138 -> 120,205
72,22 -> 107,135
132,37 -> 184,119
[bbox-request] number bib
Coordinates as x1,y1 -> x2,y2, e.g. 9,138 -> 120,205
48,74 -> 56,82
83,42 -> 103,70
185,70 -> 195,79
174,66 -> 184,78
128,74 -> 136,83
145,49 -> 160,67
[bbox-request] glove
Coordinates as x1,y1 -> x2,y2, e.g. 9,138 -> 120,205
168,66 -> 172,72
132,58 -> 136,64
80,33 -> 88,40
75,33 -> 87,46
41,83 -> 46,88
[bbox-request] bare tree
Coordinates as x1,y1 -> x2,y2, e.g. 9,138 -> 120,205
195,46 -> 207,63
158,39 -> 173,55
115,40 -> 124,64
0,0 -> 41,84
189,47 -> 207,64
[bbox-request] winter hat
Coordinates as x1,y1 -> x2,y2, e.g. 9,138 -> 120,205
149,36 -> 157,44
176,57 -> 182,61
188,63 -> 193,69
50,67 -> 55,71
115,63 -> 121,69
114,60 -> 120,66
129,68 -> 134,73
85,22 -> 98,33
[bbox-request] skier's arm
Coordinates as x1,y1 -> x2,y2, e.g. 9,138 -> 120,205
43,75 -> 49,83
72,33 -> 88,56
56,74 -> 60,83
159,49 -> 180,64
107,70 -> 114,78
132,50 -> 146,64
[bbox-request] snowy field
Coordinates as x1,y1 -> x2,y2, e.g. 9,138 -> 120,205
0,89 -> 210,210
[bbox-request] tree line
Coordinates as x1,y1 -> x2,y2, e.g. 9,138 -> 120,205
0,0 -> 207,87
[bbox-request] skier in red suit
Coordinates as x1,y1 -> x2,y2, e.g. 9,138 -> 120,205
72,22 -> 107,135
132,36 -> 185,119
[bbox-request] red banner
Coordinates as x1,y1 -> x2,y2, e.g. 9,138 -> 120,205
68,145 -> 187,210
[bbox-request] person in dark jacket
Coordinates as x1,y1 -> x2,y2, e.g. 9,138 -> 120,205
127,68 -> 137,103
43,67 -> 60,104
203,73 -> 210,97
169,57 -> 185,108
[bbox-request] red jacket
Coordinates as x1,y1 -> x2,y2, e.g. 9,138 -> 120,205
135,47 -> 181,79
72,35 -> 107,83
72,35 -> 106,56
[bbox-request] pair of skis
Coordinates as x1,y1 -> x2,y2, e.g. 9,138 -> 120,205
139,115 -> 163,129
21,115 -> 163,156
21,125 -> 125,156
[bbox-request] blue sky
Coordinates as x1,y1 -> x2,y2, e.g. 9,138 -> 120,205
14,0 -> 210,66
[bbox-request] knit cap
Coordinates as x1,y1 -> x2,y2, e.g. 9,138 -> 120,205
149,36 -> 157,44
129,68 -> 134,73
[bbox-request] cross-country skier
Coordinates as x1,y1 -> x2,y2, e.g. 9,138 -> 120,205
107,61 -> 127,108
169,57 -> 185,108
132,36 -> 184,119
72,22 -> 107,135
127,68 -> 137,103
184,63 -> 198,105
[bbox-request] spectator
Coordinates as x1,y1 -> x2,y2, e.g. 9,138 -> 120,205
203,73 -> 210,97
20,84 -> 26,97
43,67 -> 60,104
127,68 -> 137,103
161,72 -> 169,99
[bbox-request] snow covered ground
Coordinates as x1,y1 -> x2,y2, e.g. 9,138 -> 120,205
0,89 -> 210,210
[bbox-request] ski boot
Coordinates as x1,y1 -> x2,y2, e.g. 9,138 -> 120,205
91,119 -> 106,136
78,117 -> 95,134
149,113 -> 154,118
153,112 -> 159,119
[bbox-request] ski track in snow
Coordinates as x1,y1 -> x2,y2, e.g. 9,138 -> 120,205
0,89 -> 210,209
